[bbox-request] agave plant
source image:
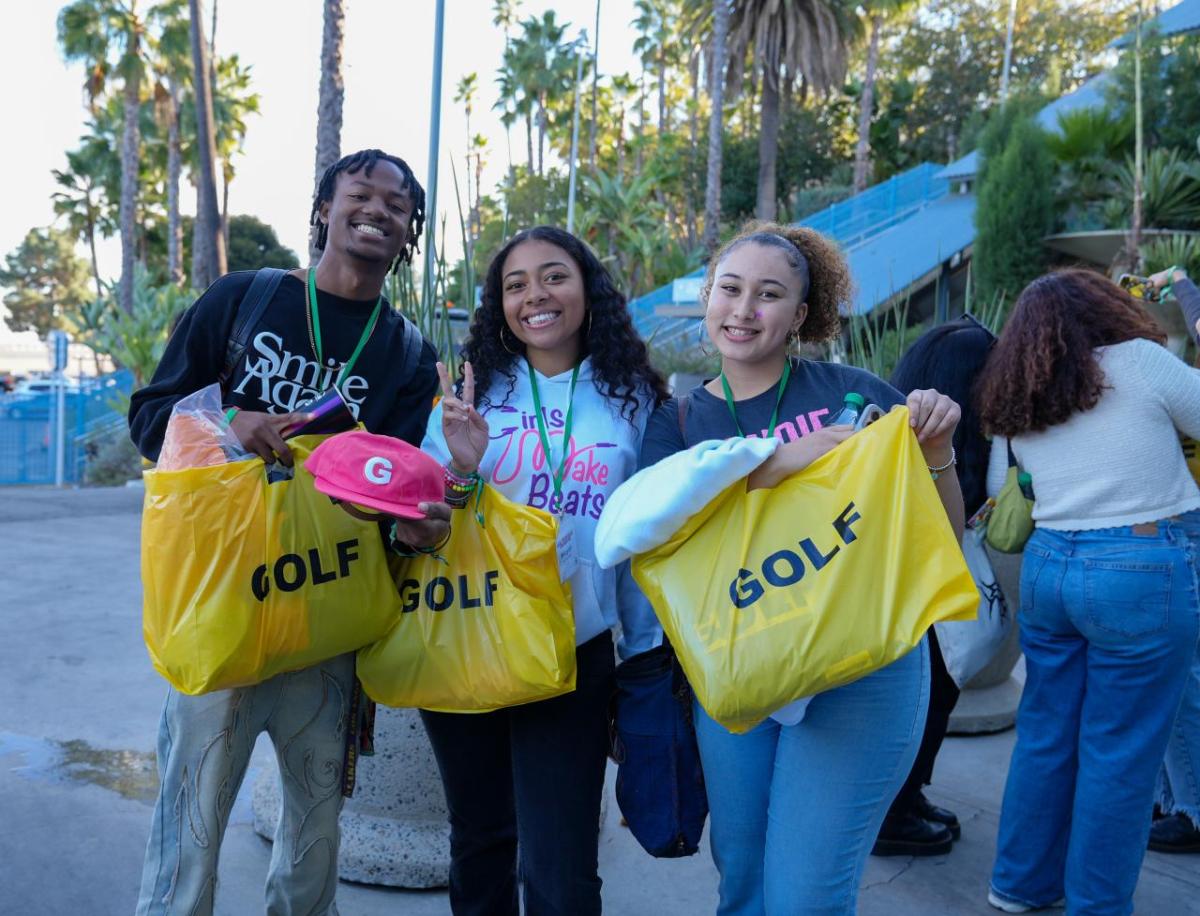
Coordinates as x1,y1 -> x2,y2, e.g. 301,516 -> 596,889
1109,148 -> 1200,230
1141,232 -> 1200,276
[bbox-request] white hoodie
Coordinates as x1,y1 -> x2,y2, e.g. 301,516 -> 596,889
422,358 -> 661,658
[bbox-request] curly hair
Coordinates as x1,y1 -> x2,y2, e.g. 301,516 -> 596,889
700,221 -> 854,343
977,269 -> 1167,438
461,226 -> 669,420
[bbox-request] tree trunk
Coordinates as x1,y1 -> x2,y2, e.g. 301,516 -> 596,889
86,215 -> 103,298
658,52 -> 667,133
192,182 -> 207,287
537,101 -> 547,176
687,50 -> 700,248
636,72 -> 646,176
118,72 -> 140,314
702,0 -> 729,254
852,14 -> 882,194
311,0 -> 345,264
189,0 -> 226,287
616,105 -> 626,178
166,78 -> 183,285
589,0 -> 600,169
756,75 -> 780,221
222,167 -> 230,251
526,111 -> 535,173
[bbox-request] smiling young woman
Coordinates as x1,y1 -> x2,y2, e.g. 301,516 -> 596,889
637,220 -> 966,915
417,226 -> 669,916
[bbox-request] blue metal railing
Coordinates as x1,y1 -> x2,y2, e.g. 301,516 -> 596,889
0,370 -> 133,485
630,162 -> 951,342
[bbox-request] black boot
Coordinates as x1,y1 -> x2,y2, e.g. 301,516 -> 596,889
872,811 -> 954,857
915,791 -> 961,840
1149,813 -> 1200,853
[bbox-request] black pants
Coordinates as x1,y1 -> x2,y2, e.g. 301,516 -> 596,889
889,627 -> 961,816
420,631 -> 616,916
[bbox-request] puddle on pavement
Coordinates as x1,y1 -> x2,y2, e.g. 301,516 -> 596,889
0,732 -> 158,802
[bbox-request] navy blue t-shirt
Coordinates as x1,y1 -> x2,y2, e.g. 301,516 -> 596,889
638,359 -> 905,470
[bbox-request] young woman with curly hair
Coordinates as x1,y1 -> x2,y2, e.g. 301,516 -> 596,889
637,222 -> 965,915
418,225 -> 667,915
977,269 -> 1200,915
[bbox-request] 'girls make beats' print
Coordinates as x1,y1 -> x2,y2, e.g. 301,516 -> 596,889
487,406 -> 616,520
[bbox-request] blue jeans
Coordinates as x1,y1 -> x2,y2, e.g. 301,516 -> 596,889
1159,513 -> 1200,824
694,639 -> 930,916
991,517 -> 1200,915
136,653 -> 355,916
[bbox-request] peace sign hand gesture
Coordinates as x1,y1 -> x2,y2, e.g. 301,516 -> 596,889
438,360 -> 490,475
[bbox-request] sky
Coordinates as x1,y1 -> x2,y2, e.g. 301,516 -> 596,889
1,0 -> 645,295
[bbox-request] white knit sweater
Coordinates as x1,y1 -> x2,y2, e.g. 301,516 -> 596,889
1010,338 -> 1200,531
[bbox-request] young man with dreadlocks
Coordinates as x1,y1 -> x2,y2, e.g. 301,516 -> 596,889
129,149 -> 445,916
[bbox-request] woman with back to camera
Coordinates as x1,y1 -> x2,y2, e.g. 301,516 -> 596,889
978,268 -> 1200,914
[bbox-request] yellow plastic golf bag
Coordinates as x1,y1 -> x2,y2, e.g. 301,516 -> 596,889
633,408 -> 978,734
358,484 -> 576,712
142,436 -> 401,694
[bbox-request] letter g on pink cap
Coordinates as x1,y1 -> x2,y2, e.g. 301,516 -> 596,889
306,430 -> 443,519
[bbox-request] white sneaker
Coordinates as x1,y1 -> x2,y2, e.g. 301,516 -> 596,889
988,891 -> 1035,913
987,891 -> 1067,913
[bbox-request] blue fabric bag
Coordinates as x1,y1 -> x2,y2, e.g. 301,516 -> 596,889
610,643 -> 708,858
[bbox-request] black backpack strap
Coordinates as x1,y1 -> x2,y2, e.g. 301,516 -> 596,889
675,393 -> 691,446
1005,438 -> 1018,468
393,313 -> 423,390
220,267 -> 287,388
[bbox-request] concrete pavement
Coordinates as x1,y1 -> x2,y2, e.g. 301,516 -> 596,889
0,485 -> 1196,915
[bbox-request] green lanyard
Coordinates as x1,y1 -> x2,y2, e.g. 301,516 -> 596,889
527,360 -> 580,508
719,360 -> 791,438
307,268 -> 383,392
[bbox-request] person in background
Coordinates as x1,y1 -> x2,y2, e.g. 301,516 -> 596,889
873,314 -> 998,857
1146,264 -> 1200,854
420,226 -> 667,916
978,269 -> 1200,914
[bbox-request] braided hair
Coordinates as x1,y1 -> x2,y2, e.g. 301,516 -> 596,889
463,226 -> 669,421
309,149 -> 426,273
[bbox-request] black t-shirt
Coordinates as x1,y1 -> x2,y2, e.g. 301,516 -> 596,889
638,358 -> 905,470
129,270 -> 439,461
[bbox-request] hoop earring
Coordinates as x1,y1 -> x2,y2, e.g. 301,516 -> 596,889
584,309 -> 594,340
500,324 -> 522,356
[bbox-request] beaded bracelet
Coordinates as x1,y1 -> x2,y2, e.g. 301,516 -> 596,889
389,522 -> 451,564
928,447 -> 957,481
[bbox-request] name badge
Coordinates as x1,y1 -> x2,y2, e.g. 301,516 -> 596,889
555,513 -> 578,583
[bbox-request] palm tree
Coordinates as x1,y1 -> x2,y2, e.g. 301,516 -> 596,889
211,54 -> 260,252
728,0 -> 855,221
632,0 -> 675,134
510,12 -> 571,176
52,146 -> 117,297
492,0 -> 521,179
58,0 -> 148,314
454,72 -> 479,223
311,0 -> 345,263
187,0 -> 226,287
852,0 -> 910,194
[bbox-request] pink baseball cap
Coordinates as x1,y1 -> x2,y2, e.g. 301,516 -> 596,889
306,430 -> 443,519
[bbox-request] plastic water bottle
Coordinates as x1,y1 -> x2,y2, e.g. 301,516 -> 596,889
828,392 -> 865,427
